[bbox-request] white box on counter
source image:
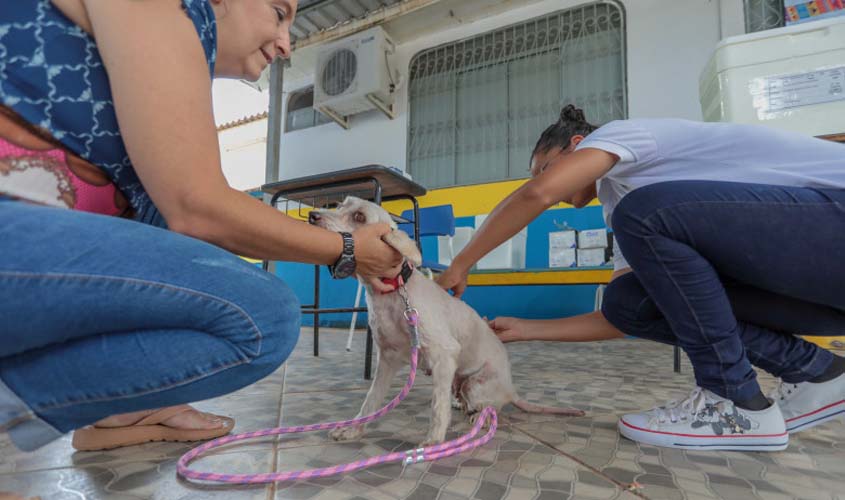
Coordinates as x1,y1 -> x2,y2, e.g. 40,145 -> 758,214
437,235 -> 452,266
549,248 -> 577,268
578,229 -> 608,249
437,227 -> 475,266
577,248 -> 609,267
452,227 -> 474,255
475,214 -> 526,270
549,230 -> 577,249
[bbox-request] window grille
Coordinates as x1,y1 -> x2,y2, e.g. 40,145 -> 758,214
285,86 -> 331,133
744,0 -> 785,33
407,1 -> 627,189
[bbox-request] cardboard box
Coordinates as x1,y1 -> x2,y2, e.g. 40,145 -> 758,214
549,247 -> 577,268
577,248 -> 609,267
578,229 -> 608,249
549,230 -> 577,249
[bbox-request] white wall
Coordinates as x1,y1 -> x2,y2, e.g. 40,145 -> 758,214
218,119 -> 269,191
212,80 -> 270,126
213,80 -> 272,190
276,0 -> 743,181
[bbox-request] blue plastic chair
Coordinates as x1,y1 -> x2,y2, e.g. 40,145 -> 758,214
398,205 -> 455,272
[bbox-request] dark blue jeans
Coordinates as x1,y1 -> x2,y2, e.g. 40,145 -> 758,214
602,181 -> 845,403
0,198 -> 301,450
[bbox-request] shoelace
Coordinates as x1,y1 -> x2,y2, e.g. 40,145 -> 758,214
653,387 -> 727,424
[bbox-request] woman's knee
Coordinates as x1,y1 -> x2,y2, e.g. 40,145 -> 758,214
204,264 -> 301,383
601,273 -> 658,334
247,275 -> 301,376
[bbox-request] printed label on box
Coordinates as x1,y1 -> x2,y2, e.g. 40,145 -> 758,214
785,0 -> 845,25
577,248 -> 607,267
550,248 -> 577,268
578,229 -> 608,249
549,230 -> 577,249
750,65 -> 845,116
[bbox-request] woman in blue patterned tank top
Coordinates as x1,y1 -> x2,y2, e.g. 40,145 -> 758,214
0,0 -> 404,453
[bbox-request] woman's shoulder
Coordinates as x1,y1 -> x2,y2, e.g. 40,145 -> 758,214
181,0 -> 215,23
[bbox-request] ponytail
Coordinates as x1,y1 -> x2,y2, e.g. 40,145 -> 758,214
531,104 -> 598,159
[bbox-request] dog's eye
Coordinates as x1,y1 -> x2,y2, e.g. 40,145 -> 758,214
353,211 -> 367,223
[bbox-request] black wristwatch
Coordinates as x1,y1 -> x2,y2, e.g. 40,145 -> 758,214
329,232 -> 356,279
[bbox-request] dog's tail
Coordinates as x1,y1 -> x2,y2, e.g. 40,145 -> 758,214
512,399 -> 585,416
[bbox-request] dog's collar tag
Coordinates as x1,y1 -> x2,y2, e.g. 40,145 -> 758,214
379,261 -> 414,294
404,308 -> 419,325
403,307 -> 420,348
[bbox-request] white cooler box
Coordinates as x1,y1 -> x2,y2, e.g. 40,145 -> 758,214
700,17 -> 845,137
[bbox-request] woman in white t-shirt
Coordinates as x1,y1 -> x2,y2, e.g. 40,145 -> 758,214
437,105 -> 845,452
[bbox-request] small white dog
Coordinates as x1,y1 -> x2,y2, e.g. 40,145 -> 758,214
309,196 -> 584,445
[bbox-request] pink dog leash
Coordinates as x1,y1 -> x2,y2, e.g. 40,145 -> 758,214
177,293 -> 498,485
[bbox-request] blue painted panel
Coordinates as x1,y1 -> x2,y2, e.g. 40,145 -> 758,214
274,205 -> 607,327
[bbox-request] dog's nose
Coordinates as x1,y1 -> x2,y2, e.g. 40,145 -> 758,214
308,211 -> 321,224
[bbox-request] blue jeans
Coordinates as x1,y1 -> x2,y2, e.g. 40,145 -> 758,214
602,181 -> 845,403
0,198 -> 300,451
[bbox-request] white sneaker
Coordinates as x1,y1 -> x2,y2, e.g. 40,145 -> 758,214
771,372 -> 845,433
618,387 -> 788,451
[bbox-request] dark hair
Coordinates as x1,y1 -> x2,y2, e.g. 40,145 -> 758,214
531,104 -> 598,159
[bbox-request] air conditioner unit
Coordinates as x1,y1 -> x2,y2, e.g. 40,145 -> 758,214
313,26 -> 399,129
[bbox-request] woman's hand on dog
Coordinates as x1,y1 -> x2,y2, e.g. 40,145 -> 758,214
353,223 -> 404,293
436,264 -> 469,298
487,316 -> 526,343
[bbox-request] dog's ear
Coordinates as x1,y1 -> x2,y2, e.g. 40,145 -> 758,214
382,229 -> 422,267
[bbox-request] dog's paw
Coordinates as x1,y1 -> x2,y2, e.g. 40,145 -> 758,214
329,425 -> 364,441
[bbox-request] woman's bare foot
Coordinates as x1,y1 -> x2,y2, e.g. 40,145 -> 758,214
93,405 -> 224,430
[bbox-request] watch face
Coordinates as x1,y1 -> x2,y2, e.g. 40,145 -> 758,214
334,257 -> 356,279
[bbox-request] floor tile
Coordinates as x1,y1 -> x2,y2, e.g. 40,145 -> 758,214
3,329 -> 843,500
284,329 -> 431,395
272,425 -> 626,500
0,449 -> 273,499
0,369 -> 285,476
514,407 -> 845,499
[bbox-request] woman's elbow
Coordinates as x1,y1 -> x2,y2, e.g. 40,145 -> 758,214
522,182 -> 558,208
166,210 -> 214,241
162,194 -> 221,243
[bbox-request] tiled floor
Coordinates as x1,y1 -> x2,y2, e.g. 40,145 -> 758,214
2,329 -> 843,499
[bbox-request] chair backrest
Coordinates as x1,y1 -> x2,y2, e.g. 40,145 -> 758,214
398,205 -> 455,238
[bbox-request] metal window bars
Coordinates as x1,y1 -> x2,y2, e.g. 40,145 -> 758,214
407,1 -> 627,189
744,0 -> 786,33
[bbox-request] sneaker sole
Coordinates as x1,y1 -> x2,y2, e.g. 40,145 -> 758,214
785,399 -> 845,434
618,418 -> 788,451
